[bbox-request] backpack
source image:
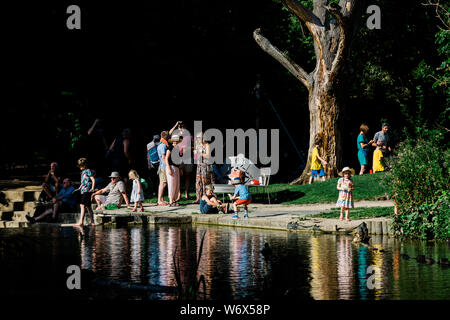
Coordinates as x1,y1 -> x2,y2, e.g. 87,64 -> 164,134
147,141 -> 160,169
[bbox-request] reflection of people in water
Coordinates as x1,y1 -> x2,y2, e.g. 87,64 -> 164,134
357,246 -> 370,300
337,236 -> 354,299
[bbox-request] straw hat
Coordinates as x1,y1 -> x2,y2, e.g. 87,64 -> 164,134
338,167 -> 355,177
168,134 -> 183,143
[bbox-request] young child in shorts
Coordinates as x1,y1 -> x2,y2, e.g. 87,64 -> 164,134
230,177 -> 252,219
309,136 -> 328,184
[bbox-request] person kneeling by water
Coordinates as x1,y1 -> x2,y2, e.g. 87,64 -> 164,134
229,177 -> 252,219
200,185 -> 228,214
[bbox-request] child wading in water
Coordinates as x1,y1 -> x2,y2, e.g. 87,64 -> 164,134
75,158 -> 95,227
129,170 -> 145,212
230,177 -> 252,219
336,167 -> 355,222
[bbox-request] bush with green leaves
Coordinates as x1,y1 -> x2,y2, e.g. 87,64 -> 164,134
384,128 -> 449,240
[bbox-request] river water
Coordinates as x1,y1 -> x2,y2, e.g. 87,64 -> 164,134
1,224 -> 449,300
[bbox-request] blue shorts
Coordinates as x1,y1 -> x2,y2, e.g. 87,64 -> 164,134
311,169 -> 325,177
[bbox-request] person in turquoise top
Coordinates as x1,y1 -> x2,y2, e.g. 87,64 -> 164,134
357,124 -> 374,175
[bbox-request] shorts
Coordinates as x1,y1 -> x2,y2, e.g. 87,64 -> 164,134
311,169 -> 325,177
235,198 -> 252,206
80,192 -> 92,206
180,163 -> 193,173
158,167 -> 167,183
96,195 -> 117,206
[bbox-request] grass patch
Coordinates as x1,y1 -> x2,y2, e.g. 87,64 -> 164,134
310,206 -> 394,219
142,172 -> 388,205
250,172 -> 387,204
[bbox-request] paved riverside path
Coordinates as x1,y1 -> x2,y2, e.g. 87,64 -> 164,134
54,200 -> 395,235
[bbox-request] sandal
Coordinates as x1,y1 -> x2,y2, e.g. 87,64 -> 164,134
139,208 -> 144,212
346,218 -> 351,222
132,208 -> 137,212
157,202 -> 169,206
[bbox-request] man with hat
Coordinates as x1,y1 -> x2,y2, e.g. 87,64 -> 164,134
372,123 -> 391,154
92,171 -> 130,209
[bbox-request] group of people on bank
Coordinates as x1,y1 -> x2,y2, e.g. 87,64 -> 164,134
308,122 -> 393,222
27,121 -> 253,226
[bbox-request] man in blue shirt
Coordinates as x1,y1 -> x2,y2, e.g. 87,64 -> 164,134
26,178 -> 77,223
157,131 -> 169,205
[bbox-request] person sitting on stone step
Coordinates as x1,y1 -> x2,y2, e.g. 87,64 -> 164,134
27,178 -> 77,223
39,162 -> 62,202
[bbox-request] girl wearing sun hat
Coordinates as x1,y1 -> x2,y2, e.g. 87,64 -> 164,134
336,167 -> 355,221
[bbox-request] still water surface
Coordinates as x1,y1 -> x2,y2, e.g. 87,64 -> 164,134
1,224 -> 449,300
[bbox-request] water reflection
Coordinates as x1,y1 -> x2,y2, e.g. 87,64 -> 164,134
1,225 -> 449,300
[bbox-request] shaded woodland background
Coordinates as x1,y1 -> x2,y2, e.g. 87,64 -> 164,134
2,0 -> 448,182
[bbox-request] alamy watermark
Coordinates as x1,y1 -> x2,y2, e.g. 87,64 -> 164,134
66,265 -> 81,290
170,121 -> 280,175
66,4 -> 382,31
366,265 -> 381,290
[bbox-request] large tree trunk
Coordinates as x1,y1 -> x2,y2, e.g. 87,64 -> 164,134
254,0 -> 363,184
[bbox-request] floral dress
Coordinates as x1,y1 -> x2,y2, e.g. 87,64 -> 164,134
336,178 -> 354,208
195,144 -> 215,199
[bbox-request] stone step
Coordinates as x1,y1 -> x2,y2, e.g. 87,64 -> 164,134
0,211 -> 14,220
2,188 -> 41,202
0,201 -> 36,212
0,221 -> 30,228
12,211 -> 32,222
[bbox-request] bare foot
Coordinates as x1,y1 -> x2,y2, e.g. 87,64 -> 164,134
346,218 -> 351,222
339,216 -> 343,221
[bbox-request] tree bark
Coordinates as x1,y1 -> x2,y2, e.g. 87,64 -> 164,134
254,0 -> 363,184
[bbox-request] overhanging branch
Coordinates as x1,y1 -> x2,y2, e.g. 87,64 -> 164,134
284,0 -> 323,27
253,28 -> 313,91
327,2 -> 350,78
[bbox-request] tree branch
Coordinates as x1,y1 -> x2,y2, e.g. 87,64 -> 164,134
284,0 -> 324,31
327,2 -> 352,78
253,28 -> 313,91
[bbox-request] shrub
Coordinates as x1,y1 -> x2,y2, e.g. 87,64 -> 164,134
384,128 -> 450,240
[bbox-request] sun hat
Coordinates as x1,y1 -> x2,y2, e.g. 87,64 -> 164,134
231,177 -> 241,184
109,171 -> 120,178
338,167 -> 355,177
168,134 -> 183,143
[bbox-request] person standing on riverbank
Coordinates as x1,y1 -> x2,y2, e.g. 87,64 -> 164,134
336,167 -> 355,222
309,137 -> 327,184
373,141 -> 385,173
357,124 -> 374,175
75,158 -> 95,227
129,169 -> 145,212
